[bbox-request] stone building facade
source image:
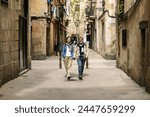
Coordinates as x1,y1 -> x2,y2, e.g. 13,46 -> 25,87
0,0 -> 31,86
67,0 -> 87,38
117,0 -> 150,93
30,0 -> 67,59
95,0 -> 116,59
30,0 -> 51,59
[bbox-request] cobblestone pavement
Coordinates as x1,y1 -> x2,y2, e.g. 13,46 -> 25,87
0,50 -> 150,100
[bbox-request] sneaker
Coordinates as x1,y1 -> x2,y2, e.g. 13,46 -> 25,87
79,76 -> 83,80
67,75 -> 71,80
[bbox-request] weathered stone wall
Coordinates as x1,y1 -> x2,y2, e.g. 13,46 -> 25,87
30,0 -> 55,59
0,3 -> 2,86
50,22 -> 54,55
30,0 -> 47,59
30,0 -> 48,16
0,0 -> 31,86
143,0 -> 150,93
117,0 -> 150,90
31,19 -> 47,59
96,0 -> 116,59
27,2 -> 32,69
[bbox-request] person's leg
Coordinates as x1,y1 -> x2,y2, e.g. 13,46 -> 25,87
81,59 -> 86,76
63,57 -> 67,75
77,57 -> 82,80
66,57 -> 70,77
64,57 -> 69,77
67,57 -> 73,77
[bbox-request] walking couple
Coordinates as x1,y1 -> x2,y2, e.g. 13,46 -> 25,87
62,36 -> 88,80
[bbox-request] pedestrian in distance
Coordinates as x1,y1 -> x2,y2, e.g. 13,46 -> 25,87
75,37 -> 88,80
62,36 -> 75,80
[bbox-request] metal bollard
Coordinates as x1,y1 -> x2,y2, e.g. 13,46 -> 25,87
59,51 -> 62,69
86,57 -> 88,69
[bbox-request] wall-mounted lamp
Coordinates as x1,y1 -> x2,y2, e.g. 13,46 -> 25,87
44,12 -> 51,18
44,12 -> 51,22
91,0 -> 105,11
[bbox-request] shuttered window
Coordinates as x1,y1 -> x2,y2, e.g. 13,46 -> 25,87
122,29 -> 127,47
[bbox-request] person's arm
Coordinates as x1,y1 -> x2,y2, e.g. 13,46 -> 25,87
73,45 -> 76,59
62,44 -> 65,59
74,45 -> 78,59
85,42 -> 89,58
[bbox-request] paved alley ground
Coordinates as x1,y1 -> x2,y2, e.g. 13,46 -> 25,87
0,50 -> 150,100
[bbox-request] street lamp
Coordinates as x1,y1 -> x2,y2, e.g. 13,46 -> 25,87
91,0 -> 105,11
44,12 -> 51,22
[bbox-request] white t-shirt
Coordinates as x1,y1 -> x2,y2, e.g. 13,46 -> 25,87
66,45 -> 71,57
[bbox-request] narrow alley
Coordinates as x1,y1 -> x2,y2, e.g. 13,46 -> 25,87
1,1 -> 150,117
0,49 -> 150,100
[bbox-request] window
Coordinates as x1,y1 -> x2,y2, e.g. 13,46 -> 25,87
122,29 -> 127,47
119,0 -> 124,18
1,0 -> 8,6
